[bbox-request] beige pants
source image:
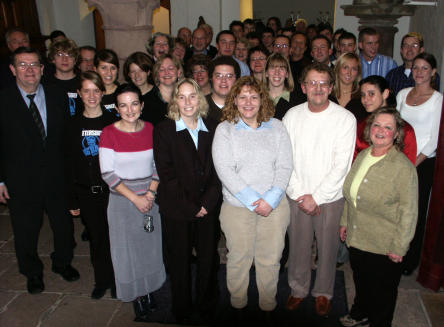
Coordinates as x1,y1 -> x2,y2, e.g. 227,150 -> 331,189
288,198 -> 345,299
220,198 -> 290,311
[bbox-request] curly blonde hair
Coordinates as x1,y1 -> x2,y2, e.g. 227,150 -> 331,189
167,78 -> 208,121
222,76 -> 275,126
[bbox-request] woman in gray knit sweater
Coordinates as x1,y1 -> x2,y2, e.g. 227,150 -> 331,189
212,76 -> 293,323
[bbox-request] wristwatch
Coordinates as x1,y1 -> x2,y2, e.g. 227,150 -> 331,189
148,189 -> 157,197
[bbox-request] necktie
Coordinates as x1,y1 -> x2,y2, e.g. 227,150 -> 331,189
27,94 -> 46,140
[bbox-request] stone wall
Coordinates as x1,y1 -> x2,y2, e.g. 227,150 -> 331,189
409,2 -> 444,92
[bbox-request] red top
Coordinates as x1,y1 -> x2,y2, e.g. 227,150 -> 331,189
354,118 -> 417,165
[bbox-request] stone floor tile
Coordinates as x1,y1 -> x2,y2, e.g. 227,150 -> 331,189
43,256 -> 94,295
393,289 -> 428,327
41,295 -> 121,327
0,292 -> 60,327
0,213 -> 12,242
72,219 -> 91,256
0,204 -> 8,215
0,214 -> 90,256
0,254 -> 16,279
0,256 -> 94,295
107,301 -> 170,327
420,292 -> 444,327
0,291 -> 19,312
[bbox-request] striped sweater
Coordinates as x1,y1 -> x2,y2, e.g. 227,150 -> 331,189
99,122 -> 158,194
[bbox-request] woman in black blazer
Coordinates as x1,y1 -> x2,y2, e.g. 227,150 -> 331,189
153,78 -> 221,325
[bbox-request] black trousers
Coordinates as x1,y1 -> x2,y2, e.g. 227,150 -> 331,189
76,188 -> 114,288
403,157 -> 435,271
349,247 -> 402,327
162,214 -> 220,319
8,186 -> 75,278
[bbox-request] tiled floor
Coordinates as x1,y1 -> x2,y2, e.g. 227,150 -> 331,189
0,204 -> 439,326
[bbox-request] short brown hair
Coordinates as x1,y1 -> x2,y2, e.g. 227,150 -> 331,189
79,71 -> 105,92
222,76 -> 275,125
364,107 -> 405,152
123,52 -> 153,83
299,62 -> 335,85
168,78 -> 208,121
48,38 -> 79,62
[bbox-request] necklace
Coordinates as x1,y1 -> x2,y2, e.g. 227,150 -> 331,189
411,89 -> 433,106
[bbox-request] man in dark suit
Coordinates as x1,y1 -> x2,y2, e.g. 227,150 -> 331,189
0,47 -> 79,294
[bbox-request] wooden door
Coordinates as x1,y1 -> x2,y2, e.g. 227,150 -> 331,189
0,0 -> 45,58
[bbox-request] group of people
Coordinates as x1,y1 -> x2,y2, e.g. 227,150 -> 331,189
0,15 -> 442,327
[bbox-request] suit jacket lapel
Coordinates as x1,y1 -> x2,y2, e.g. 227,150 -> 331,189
197,129 -> 210,165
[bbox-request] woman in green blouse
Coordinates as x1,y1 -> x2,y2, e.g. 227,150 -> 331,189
339,107 -> 418,327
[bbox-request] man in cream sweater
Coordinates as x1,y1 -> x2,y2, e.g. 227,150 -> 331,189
282,62 -> 356,316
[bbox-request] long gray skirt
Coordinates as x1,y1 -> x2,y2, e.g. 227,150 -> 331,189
107,192 -> 166,302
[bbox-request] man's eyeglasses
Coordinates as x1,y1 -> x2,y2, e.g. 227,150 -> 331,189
15,62 -> 41,70
56,52 -> 74,58
401,43 -> 420,49
214,73 -> 234,80
250,57 -> 266,62
304,80 -> 331,89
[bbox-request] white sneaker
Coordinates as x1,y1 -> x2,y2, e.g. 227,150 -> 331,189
339,314 -> 369,327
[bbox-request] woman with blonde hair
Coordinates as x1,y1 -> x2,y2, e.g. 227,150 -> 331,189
263,53 -> 299,119
212,76 -> 293,323
141,54 -> 183,125
154,78 -> 221,324
333,52 -> 367,120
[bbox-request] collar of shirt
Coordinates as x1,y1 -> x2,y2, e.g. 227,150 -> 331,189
235,118 -> 273,130
273,90 -> 290,105
176,116 -> 208,149
17,83 -> 47,131
194,48 -> 208,55
18,83 -> 44,107
360,52 -> 380,65
175,116 -> 208,133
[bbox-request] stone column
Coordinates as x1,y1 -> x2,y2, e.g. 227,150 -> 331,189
88,0 -> 159,71
341,0 -> 415,57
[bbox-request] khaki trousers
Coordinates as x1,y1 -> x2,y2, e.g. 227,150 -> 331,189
288,198 -> 345,299
220,198 -> 290,311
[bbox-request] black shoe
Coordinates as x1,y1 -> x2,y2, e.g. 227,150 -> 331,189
27,275 -> 44,294
52,264 -> 80,282
81,229 -> 89,242
232,306 -> 247,327
91,286 -> 108,299
133,297 -> 150,322
176,312 -> 206,326
110,285 -> 117,299
261,309 -> 278,327
141,293 -> 157,312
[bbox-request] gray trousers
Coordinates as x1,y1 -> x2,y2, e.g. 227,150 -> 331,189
288,197 -> 345,299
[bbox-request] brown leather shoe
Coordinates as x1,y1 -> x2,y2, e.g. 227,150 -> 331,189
315,296 -> 331,316
286,296 -> 304,310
